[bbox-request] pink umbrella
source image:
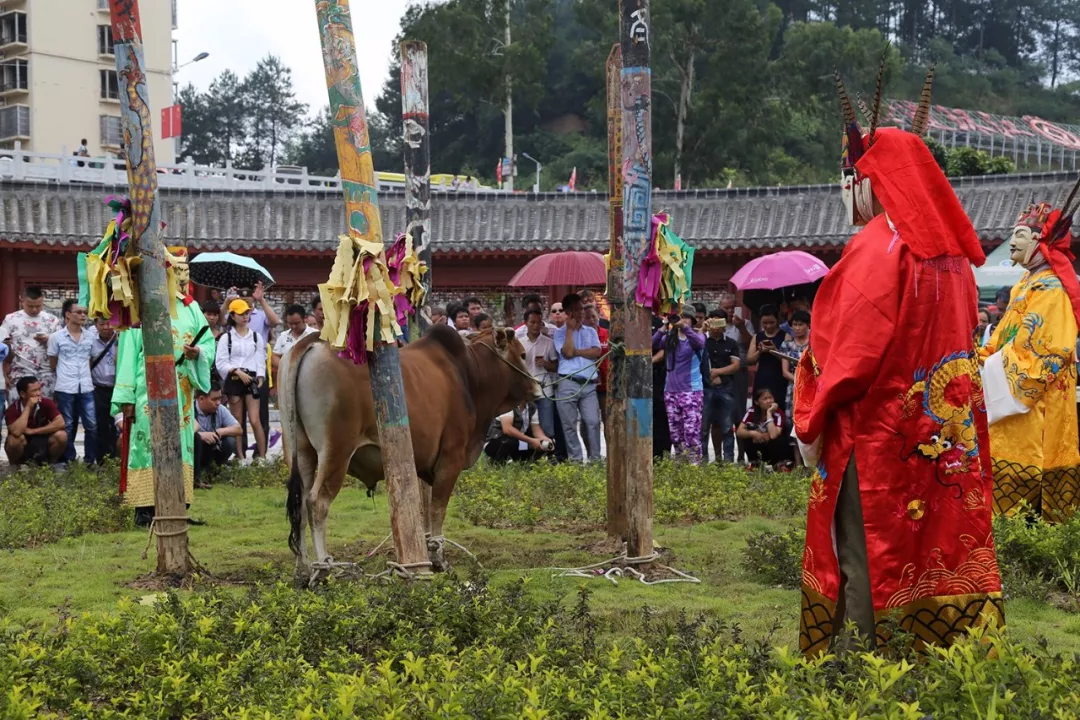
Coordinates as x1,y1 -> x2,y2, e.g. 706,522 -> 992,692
508,251 -> 607,287
730,251 -> 830,290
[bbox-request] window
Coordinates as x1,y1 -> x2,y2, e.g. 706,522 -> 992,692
0,105 -> 30,140
100,69 -> 119,100
97,25 -> 114,55
0,59 -> 28,93
100,114 -> 122,147
171,0 -> 178,29
0,11 -> 28,46
97,0 -> 110,9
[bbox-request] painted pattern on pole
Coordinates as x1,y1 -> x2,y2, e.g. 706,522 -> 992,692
620,0 -> 654,560
401,40 -> 432,334
110,0 -> 187,573
313,0 -> 429,570
316,0 -> 382,242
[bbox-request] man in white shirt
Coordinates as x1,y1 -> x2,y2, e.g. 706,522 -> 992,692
47,300 -> 98,464
519,308 -> 559,439
553,293 -> 603,463
2,287 -> 62,398
272,303 -> 318,388
483,401 -> 554,463
514,294 -> 556,339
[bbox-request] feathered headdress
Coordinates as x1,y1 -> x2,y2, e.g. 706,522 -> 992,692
834,45 -> 889,169
1015,175 -> 1080,324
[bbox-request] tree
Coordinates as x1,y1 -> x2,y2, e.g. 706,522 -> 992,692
286,106 -> 338,177
205,70 -> 247,166
240,55 -> 308,169
177,83 -> 215,165
374,0 -> 554,179
287,105 -> 401,176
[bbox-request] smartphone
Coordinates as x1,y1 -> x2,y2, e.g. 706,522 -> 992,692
734,307 -> 743,319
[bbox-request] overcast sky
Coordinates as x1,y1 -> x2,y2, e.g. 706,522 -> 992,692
173,0 -> 418,116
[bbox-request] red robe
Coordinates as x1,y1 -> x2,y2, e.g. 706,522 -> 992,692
794,129 -> 1003,657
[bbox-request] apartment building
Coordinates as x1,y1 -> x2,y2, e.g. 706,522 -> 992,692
0,0 -> 176,163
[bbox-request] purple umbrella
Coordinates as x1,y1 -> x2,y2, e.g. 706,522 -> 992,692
730,251 -> 830,290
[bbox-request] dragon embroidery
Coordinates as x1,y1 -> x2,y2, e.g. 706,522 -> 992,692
898,351 -> 982,496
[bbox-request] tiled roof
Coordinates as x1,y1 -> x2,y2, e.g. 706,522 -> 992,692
0,172 -> 1074,253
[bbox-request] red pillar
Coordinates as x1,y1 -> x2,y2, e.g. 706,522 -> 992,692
0,249 -> 17,317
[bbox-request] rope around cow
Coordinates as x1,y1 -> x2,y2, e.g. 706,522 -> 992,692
475,337 -> 625,404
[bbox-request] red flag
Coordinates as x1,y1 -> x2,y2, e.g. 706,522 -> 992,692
496,159 -> 503,185
674,173 -> 682,191
569,167 -> 577,191
161,105 -> 182,139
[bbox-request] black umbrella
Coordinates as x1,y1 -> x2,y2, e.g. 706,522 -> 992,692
189,252 -> 275,290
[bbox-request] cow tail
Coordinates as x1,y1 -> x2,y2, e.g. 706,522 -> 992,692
285,340 -> 316,558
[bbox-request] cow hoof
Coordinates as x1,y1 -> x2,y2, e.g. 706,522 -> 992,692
427,537 -> 449,572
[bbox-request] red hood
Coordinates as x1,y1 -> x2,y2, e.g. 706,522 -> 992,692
856,128 -> 985,266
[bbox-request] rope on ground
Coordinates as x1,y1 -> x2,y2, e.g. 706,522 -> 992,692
372,560 -> 434,581
427,534 -> 485,568
365,533 -> 393,557
544,551 -> 701,586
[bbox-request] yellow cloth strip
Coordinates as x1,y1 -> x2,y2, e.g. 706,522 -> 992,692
319,234 -> 407,355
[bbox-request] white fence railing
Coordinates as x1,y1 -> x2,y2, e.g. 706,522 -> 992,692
0,143 -> 500,194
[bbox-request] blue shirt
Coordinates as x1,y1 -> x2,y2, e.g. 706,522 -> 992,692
196,403 -> 239,433
47,325 -> 98,394
553,325 -> 601,381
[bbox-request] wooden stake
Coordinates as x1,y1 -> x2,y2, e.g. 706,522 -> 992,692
620,0 -> 654,562
109,0 -> 189,577
605,44 -> 627,543
314,0 -> 429,574
400,40 -> 434,533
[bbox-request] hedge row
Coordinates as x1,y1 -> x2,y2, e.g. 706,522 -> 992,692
455,459 -> 810,528
0,461 -> 130,549
2,577 -> 1077,718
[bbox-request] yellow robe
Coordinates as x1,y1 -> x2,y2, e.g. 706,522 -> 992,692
980,267 -> 1080,522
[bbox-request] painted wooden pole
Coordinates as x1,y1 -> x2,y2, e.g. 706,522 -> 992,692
399,39 -> 433,530
109,0 -> 189,576
400,40 -> 432,339
620,0 -> 654,562
313,0 -> 430,574
605,44 -> 627,543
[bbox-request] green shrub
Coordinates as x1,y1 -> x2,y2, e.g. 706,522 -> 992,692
212,458 -> 363,489
455,459 -> 810,529
993,511 -> 1080,601
742,526 -> 805,589
211,457 -> 293,488
0,460 -> 131,549
2,578 -> 1079,718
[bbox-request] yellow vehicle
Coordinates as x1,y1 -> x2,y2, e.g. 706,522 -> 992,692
375,172 -> 494,192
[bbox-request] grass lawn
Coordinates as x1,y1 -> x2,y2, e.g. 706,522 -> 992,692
3,481 -> 1080,655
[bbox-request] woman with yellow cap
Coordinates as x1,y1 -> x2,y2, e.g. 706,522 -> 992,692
215,298 -> 267,458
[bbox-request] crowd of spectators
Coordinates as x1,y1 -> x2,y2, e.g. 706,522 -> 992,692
2,283 -> 815,474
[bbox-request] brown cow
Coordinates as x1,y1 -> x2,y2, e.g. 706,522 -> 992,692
279,324 -> 538,583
